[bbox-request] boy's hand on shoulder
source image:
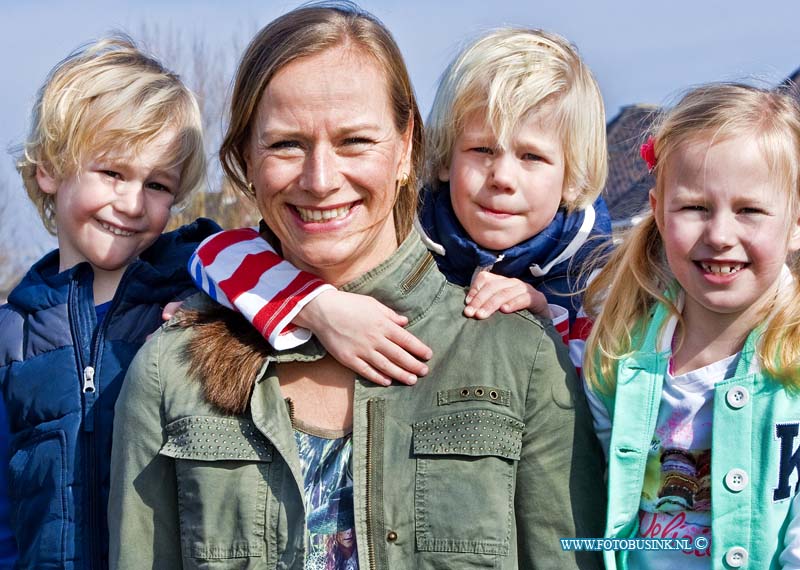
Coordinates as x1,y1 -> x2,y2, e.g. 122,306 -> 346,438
464,271 -> 551,320
161,301 -> 184,322
294,290 -> 433,387
145,300 -> 184,341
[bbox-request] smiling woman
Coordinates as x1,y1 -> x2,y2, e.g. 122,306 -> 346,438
248,44 -> 412,284
108,4 -> 605,569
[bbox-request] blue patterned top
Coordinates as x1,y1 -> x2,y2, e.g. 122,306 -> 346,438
294,421 -> 358,570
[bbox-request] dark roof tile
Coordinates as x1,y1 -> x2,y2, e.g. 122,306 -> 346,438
604,105 -> 659,222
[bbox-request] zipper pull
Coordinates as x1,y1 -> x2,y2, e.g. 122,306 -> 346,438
83,366 -> 96,393
82,366 -> 97,432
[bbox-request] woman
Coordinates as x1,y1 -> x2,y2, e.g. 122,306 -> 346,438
108,4 -> 605,569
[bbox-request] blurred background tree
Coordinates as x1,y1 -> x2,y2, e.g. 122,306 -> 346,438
0,177 -> 44,302
138,23 -> 260,231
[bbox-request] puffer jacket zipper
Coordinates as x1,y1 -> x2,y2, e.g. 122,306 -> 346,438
68,273 -> 94,569
69,267 -> 133,570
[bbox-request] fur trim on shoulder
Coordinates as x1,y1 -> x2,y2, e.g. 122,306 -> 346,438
177,305 -> 270,415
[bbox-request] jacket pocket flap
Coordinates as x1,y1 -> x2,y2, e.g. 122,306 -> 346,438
160,416 -> 273,462
413,409 -> 523,460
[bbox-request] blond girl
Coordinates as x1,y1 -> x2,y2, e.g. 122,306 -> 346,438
584,83 -> 800,569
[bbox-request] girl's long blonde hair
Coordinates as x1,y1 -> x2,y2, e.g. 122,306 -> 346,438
584,83 -> 800,394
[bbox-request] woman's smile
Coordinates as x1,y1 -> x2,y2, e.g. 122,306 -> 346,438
292,201 -> 361,224
246,44 -> 412,286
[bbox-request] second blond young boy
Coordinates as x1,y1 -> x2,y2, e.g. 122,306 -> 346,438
188,28 -> 611,376
0,38 -> 220,568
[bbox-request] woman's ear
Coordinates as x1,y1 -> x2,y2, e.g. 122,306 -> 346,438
399,116 -> 414,178
36,164 -> 59,195
438,164 -> 450,182
243,146 -> 253,184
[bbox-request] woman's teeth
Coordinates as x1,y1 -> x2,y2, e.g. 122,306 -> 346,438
296,205 -> 351,223
99,221 -> 134,236
700,262 -> 744,274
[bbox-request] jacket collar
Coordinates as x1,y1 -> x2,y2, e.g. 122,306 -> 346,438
249,231 -> 445,366
340,230 -> 443,323
630,286 -> 768,382
8,218 -> 219,312
416,183 -> 596,284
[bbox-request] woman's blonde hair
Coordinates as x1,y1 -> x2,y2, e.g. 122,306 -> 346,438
219,1 -> 424,243
584,82 -> 800,394
17,35 -> 206,234
425,28 -> 607,211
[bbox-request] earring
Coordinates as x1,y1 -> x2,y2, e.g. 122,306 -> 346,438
397,173 -> 410,189
247,181 -> 255,193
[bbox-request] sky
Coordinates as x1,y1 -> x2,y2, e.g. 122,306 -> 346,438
1,0 -> 798,258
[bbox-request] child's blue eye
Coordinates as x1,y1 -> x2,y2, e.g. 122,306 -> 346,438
471,147 -> 493,155
102,170 -> 122,180
147,182 -> 172,193
521,153 -> 543,162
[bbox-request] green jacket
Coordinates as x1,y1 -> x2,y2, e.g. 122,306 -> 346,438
594,299 -> 800,569
108,233 -> 605,569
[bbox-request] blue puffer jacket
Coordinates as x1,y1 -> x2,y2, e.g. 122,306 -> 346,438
0,218 -> 220,570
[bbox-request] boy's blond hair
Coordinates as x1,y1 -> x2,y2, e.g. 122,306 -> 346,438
425,28 -> 607,211
17,35 -> 206,234
584,83 -> 800,393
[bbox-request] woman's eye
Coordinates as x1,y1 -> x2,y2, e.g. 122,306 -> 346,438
343,137 -> 373,146
682,205 -> 706,212
269,140 -> 301,150
739,207 -> 765,215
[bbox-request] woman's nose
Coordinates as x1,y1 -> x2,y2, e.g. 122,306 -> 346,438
301,145 -> 342,196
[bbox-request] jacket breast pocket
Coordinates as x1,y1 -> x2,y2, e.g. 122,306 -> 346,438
412,409 -> 523,556
159,416 -> 273,564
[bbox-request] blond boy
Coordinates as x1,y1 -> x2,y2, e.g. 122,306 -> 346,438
0,37 -> 218,568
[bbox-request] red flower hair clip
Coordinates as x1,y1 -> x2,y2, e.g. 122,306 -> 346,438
640,137 -> 657,172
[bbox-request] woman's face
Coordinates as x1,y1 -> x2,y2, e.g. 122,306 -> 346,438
245,45 -> 412,285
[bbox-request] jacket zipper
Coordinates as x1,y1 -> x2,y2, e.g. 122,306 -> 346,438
400,253 -> 435,294
366,400 -> 376,570
85,278 -> 128,570
67,278 -> 97,568
286,398 -> 296,427
69,268 -> 131,569
365,398 -> 386,569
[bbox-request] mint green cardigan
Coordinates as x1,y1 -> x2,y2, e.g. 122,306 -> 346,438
592,299 -> 800,569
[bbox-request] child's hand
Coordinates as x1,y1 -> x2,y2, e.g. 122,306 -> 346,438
464,271 -> 552,319
162,301 -> 184,321
293,290 -> 433,387
146,301 -> 186,341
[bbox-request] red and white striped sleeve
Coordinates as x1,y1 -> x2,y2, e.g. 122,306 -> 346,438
568,306 -> 593,377
547,303 -> 592,376
188,228 -> 335,350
